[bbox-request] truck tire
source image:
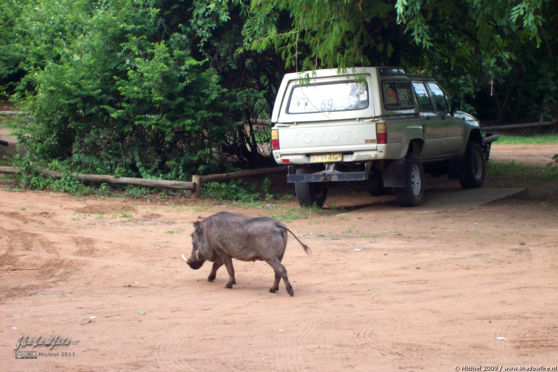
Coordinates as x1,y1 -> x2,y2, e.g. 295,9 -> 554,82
459,141 -> 485,189
394,153 -> 424,206
294,169 -> 328,208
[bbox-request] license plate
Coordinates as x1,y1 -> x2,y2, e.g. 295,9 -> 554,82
309,153 -> 342,163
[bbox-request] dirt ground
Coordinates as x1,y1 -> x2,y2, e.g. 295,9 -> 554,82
1,144 -> 558,371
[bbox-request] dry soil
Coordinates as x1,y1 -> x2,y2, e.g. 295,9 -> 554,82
1,144 -> 557,371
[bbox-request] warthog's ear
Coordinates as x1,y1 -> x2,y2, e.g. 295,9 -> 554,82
193,221 -> 201,231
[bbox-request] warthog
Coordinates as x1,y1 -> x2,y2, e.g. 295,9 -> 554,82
181,212 -> 310,296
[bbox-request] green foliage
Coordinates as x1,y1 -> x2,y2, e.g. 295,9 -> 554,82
249,0 -> 412,70
12,153 -> 92,194
249,0 -> 557,123
496,131 -> 558,145
202,176 -> 273,202
0,0 -> 92,96
254,126 -> 271,144
124,186 -> 153,199
5,0 -> 283,180
488,161 -> 558,181
4,0 -> 557,186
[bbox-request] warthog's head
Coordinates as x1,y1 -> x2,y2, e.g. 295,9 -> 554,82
183,221 -> 209,270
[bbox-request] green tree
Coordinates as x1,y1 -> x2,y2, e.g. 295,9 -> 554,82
0,0 -> 91,97
11,0 -> 285,180
249,0 -> 557,122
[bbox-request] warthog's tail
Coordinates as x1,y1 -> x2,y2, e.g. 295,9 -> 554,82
282,227 -> 312,256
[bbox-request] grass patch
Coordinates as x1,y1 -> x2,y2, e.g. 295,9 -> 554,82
496,134 -> 558,145
486,160 -> 558,203
494,127 -> 558,145
270,205 -> 325,222
202,178 -> 275,203
488,161 -> 558,182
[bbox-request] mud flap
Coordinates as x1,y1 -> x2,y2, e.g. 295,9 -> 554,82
382,159 -> 406,188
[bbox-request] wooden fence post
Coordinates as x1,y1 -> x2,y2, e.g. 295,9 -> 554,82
192,175 -> 202,198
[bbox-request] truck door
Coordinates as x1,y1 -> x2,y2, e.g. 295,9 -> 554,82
426,81 -> 464,154
411,81 -> 446,159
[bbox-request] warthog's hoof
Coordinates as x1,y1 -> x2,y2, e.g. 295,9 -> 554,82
286,285 -> 294,297
269,287 -> 278,293
207,274 -> 216,282
225,279 -> 236,289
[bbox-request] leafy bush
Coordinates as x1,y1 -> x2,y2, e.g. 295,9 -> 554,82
12,154 -> 91,194
7,0 -> 283,181
0,0 -> 91,97
202,177 -> 273,202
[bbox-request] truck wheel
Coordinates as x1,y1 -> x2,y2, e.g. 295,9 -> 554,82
294,169 -> 328,208
459,141 -> 485,189
394,153 -> 424,206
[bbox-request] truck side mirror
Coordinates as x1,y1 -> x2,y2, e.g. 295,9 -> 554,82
451,97 -> 461,115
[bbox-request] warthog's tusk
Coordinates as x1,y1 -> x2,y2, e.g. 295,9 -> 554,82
181,253 -> 189,262
196,251 -> 201,261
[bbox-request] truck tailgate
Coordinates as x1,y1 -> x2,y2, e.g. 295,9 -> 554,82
276,121 -> 377,154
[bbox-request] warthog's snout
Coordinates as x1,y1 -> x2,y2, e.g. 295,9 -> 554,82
181,253 -> 204,270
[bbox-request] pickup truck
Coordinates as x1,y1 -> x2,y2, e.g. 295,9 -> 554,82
270,67 -> 496,207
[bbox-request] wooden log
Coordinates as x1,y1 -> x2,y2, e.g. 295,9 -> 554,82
191,166 -> 288,198
0,111 -> 24,116
72,174 -> 194,190
0,166 -> 20,174
0,166 -> 194,190
482,135 -> 499,144
0,165 -> 288,197
197,166 -> 287,183
482,120 -> 557,131
191,175 -> 201,198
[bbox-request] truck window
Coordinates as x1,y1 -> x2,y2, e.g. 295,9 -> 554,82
411,82 -> 434,112
426,82 -> 449,112
382,82 -> 414,110
287,81 -> 369,114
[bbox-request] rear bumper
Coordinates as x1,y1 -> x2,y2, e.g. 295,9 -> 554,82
286,167 -> 367,183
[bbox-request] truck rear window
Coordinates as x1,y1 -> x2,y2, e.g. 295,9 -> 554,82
287,81 -> 369,114
382,82 -> 414,110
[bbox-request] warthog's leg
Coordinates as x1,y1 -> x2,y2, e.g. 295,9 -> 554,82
270,272 -> 281,293
267,258 -> 294,296
208,260 -> 223,282
220,255 -> 236,289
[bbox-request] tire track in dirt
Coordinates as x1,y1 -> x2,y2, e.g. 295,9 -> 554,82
152,290 -> 252,371
272,317 -> 317,371
154,323 -> 197,371
489,239 -> 553,364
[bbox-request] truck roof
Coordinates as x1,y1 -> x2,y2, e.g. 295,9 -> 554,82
281,66 -> 406,80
